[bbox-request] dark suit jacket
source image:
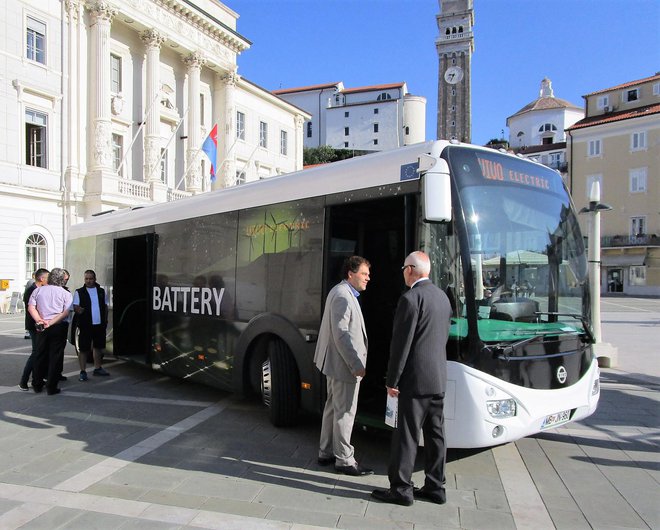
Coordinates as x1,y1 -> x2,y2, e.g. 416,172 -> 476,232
386,279 -> 452,395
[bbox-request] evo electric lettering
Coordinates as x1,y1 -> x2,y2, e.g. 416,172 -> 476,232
477,157 -> 550,190
152,286 -> 225,316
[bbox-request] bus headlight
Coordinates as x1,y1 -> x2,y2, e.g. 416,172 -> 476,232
487,399 -> 517,418
591,378 -> 600,396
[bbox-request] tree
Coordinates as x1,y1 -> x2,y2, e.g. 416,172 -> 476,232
303,146 -> 366,166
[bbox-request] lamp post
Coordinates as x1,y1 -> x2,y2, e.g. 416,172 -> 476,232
579,180 -> 617,366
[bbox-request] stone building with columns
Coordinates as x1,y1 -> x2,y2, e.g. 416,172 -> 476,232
0,0 -> 309,302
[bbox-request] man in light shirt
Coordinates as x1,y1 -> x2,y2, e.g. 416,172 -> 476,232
27,268 -> 73,395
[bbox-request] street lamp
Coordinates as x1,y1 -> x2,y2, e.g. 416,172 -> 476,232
579,180 -> 617,367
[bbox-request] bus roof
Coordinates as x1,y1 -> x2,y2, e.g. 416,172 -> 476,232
69,140 -> 447,239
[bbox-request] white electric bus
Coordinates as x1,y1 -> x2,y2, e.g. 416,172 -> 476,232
66,140 -> 600,448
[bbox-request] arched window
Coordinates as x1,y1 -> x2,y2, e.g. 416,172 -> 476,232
452,27 -> 457,34
459,26 -> 463,33
376,92 -> 392,101
538,123 -> 557,132
25,233 -> 47,279
445,28 -> 450,35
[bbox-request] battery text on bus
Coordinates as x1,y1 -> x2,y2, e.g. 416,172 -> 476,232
153,286 -> 225,316
477,157 -> 550,190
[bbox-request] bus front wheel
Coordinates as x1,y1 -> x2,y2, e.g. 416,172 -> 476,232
261,338 -> 300,427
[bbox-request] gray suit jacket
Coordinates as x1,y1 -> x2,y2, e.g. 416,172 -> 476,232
314,281 -> 368,383
387,279 -> 452,395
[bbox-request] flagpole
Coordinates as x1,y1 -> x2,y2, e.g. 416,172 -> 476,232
145,107 -> 188,183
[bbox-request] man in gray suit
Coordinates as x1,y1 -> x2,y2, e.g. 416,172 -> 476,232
372,251 -> 452,506
314,256 -> 373,476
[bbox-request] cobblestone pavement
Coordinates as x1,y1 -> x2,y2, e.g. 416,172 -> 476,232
0,298 -> 657,529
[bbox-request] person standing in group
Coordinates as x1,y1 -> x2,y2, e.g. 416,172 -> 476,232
371,251 -> 452,506
314,255 -> 373,476
18,268 -> 49,390
71,270 -> 110,381
27,268 -> 73,395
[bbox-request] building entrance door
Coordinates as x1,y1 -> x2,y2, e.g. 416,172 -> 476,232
607,268 -> 624,293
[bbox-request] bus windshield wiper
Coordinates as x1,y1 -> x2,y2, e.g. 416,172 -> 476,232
534,311 -> 595,344
485,331 -> 561,360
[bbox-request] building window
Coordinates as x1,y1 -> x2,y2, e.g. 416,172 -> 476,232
538,123 -> 557,132
344,111 -> 349,118
110,54 -> 122,94
588,139 -> 601,157
112,133 -> 123,175
376,92 -> 392,101
630,216 -> 646,237
306,121 -> 312,138
160,148 -> 167,181
236,111 -> 245,140
25,109 -> 47,168
624,88 -> 639,102
344,142 -> 349,148
199,94 -> 205,126
653,82 -> 660,96
236,170 -> 246,185
26,16 -> 46,64
629,266 -> 646,286
259,121 -> 268,148
374,108 -> 379,114
630,131 -> 647,151
549,152 -> 562,167
405,126 -> 410,135
280,130 -> 288,156
373,139 -> 378,145
25,233 -> 47,278
373,123 -> 379,133
451,88 -> 456,96
596,95 -> 609,109
629,167 -> 647,193
344,127 -> 349,136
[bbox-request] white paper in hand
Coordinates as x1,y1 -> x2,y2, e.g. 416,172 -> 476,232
385,394 -> 398,428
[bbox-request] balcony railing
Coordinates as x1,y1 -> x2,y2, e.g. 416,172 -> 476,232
602,234 -> 660,247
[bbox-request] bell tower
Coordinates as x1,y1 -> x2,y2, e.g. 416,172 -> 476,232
436,0 -> 474,143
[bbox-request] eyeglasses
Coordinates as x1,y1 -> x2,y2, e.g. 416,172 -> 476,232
401,264 -> 416,271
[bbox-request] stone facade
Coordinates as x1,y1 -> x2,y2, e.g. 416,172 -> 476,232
0,0 -> 309,303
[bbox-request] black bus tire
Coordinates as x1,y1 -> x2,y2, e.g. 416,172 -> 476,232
261,338 -> 300,427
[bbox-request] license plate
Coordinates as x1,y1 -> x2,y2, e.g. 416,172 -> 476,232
541,409 -> 571,429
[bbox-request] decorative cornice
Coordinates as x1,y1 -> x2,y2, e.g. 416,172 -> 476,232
155,0 -> 250,54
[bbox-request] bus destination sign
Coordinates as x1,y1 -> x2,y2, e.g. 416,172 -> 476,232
475,155 -> 562,193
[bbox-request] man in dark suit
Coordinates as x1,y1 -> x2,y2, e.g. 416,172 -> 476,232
314,256 -> 373,476
371,251 -> 452,506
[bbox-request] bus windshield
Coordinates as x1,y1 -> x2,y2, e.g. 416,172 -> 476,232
445,146 -> 589,343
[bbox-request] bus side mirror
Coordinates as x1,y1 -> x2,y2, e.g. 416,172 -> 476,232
420,156 -> 452,222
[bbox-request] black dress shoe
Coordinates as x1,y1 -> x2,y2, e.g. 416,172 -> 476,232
317,456 -> 336,466
335,463 -> 374,476
59,375 -> 68,381
33,385 -> 43,393
371,488 -> 413,506
413,486 -> 446,504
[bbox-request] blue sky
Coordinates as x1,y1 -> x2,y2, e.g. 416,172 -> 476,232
226,0 -> 660,146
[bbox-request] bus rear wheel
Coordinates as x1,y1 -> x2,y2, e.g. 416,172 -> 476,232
261,338 -> 300,427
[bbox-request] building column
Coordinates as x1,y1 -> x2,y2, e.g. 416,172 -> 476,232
294,114 -> 304,170
183,51 -> 206,194
140,29 -> 165,183
216,70 -> 238,189
87,1 -> 117,173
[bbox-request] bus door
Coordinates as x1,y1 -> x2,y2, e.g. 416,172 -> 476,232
325,195 -> 417,418
113,234 -> 156,362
